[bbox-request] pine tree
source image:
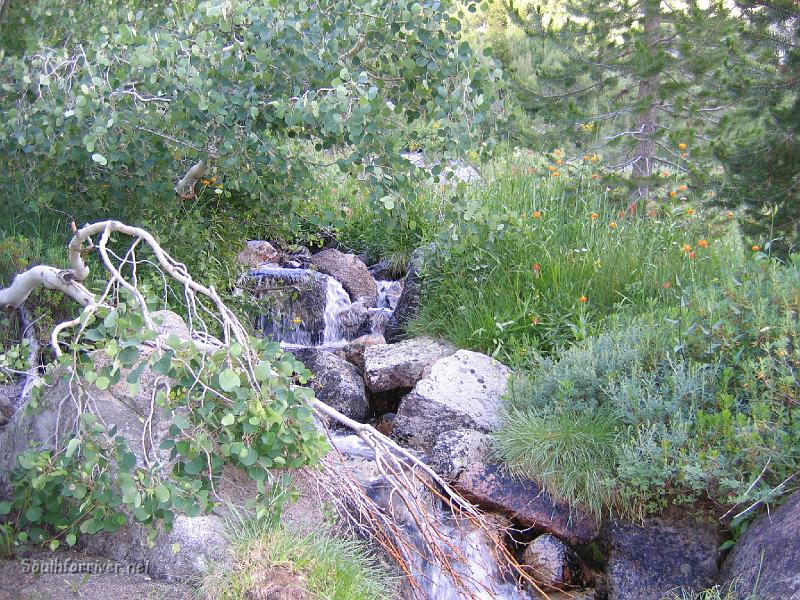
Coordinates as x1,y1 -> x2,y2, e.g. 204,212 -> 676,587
712,1 -> 800,254
506,0 -> 743,204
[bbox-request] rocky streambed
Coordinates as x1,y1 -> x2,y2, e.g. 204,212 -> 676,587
0,241 -> 797,600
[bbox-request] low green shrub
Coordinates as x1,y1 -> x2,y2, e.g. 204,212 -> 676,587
495,258 -> 800,521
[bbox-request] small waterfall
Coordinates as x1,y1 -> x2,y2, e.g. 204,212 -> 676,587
322,276 -> 353,344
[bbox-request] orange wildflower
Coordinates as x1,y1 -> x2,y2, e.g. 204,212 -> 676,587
532,210 -> 542,218
548,165 -> 557,172
609,221 -> 618,229
533,263 -> 542,273
681,152 -> 689,159
556,159 -> 563,165
583,155 -> 590,161
591,173 -> 600,180
579,295 -> 588,303
726,211 -> 734,218
698,239 -> 709,248
683,244 -> 692,252
688,251 -> 696,259
591,213 -> 599,220
669,190 -> 677,198
531,316 -> 541,325
551,171 -> 561,177
663,282 -> 671,289
752,245 -> 761,252
687,208 -> 696,216
678,184 -> 688,192
678,143 -> 687,151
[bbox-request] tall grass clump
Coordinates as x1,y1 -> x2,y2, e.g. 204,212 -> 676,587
409,151 -> 743,364
201,512 -> 395,600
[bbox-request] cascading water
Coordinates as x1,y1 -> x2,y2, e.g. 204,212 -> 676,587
322,275 -> 353,344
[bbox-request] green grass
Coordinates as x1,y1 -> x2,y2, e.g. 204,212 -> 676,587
493,408 -> 621,519
408,152 -> 743,364
200,513 -> 396,600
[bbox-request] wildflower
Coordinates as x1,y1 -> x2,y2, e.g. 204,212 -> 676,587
531,316 -> 541,325
591,213 -> 599,220
331,188 -> 337,194
688,251 -> 696,259
210,176 -> 217,183
678,143 -> 687,151
669,190 -> 677,198
661,171 -> 669,177
681,152 -> 689,159
548,165 -> 557,172
579,295 -> 588,303
752,245 -> 761,252
683,244 -> 692,252
618,210 -> 625,219
609,221 -> 618,229
532,263 -> 541,275
291,316 -> 302,325
590,153 -> 599,163
698,239 -> 709,248
663,282 -> 671,289
554,148 -> 563,157
687,208 -> 696,216
532,210 -> 542,218
726,211 -> 734,218
556,159 -> 563,166
591,173 -> 600,180
678,184 -> 688,192
201,179 -> 210,185
551,171 -> 561,177
583,155 -> 590,161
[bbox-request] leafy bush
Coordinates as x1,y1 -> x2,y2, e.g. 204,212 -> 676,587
410,151 -> 743,364
1,299 -> 328,550
201,513 -> 395,600
495,257 -> 800,521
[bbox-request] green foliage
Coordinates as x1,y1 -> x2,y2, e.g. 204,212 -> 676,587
4,299 -> 328,550
0,340 -> 32,385
0,0 -> 496,226
201,513 -> 395,600
495,258 -> 800,521
410,151 -> 742,364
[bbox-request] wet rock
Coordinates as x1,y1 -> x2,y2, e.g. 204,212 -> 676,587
605,512 -> 720,600
392,350 -> 510,453
453,462 -> 599,546
364,337 -> 456,393
237,240 -> 282,267
374,412 -> 396,435
429,429 -> 491,481
342,334 -> 386,372
249,267 -> 329,345
376,280 -> 404,310
368,260 -> 403,280
309,248 -> 377,307
291,348 -> 369,424
522,534 -> 583,590
718,490 -> 800,599
384,244 -> 436,342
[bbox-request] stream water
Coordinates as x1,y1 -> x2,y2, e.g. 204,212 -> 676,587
251,267 -> 532,599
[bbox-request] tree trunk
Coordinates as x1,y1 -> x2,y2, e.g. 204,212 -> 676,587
630,0 -> 661,206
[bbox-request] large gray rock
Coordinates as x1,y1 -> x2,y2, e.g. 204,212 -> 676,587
81,514 -> 229,581
292,348 -> 369,424
341,334 -> 386,372
0,383 -> 22,425
453,462 -> 599,546
309,248 -> 377,307
392,350 -> 510,453
429,429 -> 492,481
364,337 -> 456,393
384,244 -> 434,343
523,534 -> 583,590
605,512 -> 720,600
0,310 -> 188,495
718,490 -> 800,599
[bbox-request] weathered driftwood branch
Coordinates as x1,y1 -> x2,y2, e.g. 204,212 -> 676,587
174,159 -> 207,199
0,266 -> 95,310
